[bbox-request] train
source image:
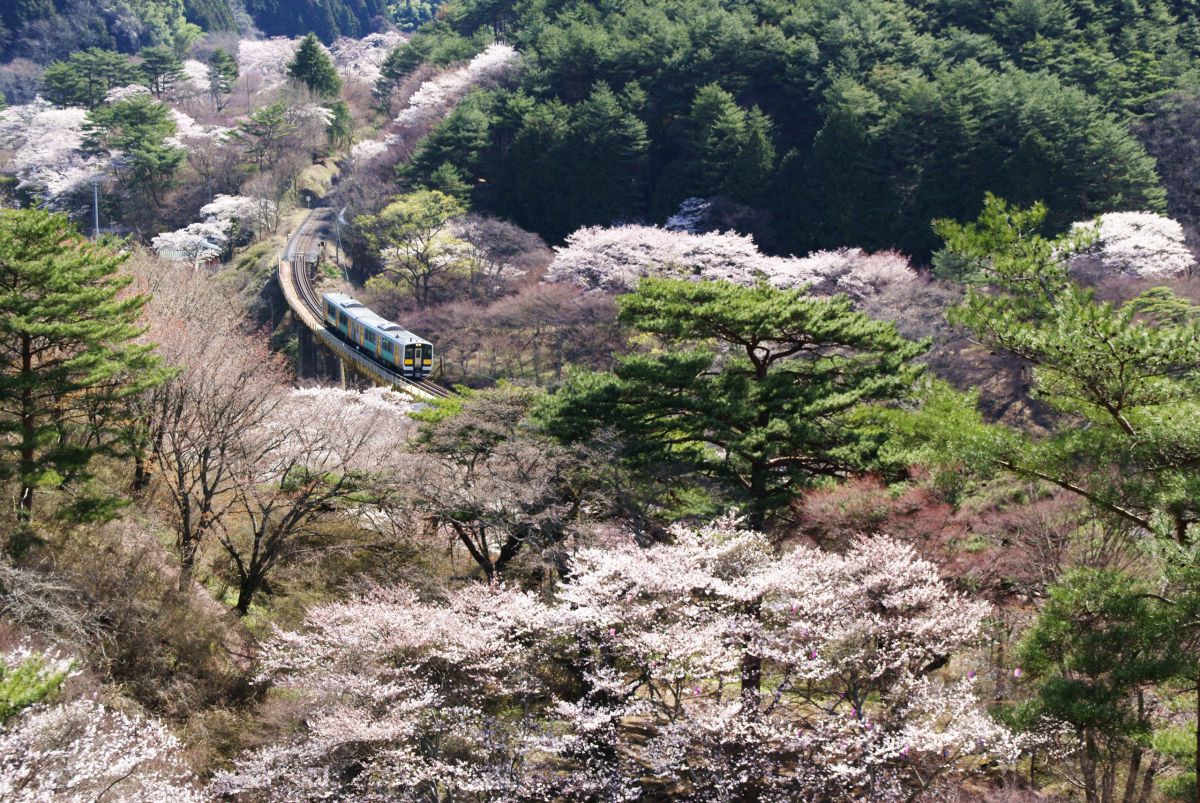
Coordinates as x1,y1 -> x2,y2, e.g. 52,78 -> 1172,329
322,292 -> 433,378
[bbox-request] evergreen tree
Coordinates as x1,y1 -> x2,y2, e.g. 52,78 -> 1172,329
0,650 -> 70,724
138,44 -> 184,97
725,105 -> 776,205
41,48 -> 141,109
685,83 -> 748,196
497,101 -> 572,236
374,39 -> 433,112
82,95 -> 184,206
408,101 -> 492,184
425,161 -> 472,201
287,33 -> 342,98
1016,569 -> 1182,802
536,279 -> 926,529
907,196 -> 1200,542
234,100 -> 299,169
325,99 -> 352,150
207,48 -> 239,112
0,209 -> 165,544
563,83 -> 648,228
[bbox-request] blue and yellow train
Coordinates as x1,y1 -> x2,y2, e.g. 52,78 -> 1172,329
322,293 -> 433,378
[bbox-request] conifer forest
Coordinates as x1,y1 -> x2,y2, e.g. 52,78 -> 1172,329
6,0 -> 1200,800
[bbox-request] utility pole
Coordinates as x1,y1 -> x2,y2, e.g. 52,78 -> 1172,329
92,178 -> 100,239
336,206 -> 348,283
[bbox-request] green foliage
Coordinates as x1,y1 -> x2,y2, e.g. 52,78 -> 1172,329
389,0 -> 439,31
356,190 -> 470,307
207,48 -> 239,111
0,209 -> 167,539
535,278 -> 926,527
325,100 -> 353,150
929,197 -> 1200,542
0,651 -> 71,723
1019,570 -> 1182,721
1129,286 -> 1200,326
397,0 -> 1182,252
42,48 -> 142,108
3,0 -> 203,62
424,161 -> 472,201
138,44 -> 184,97
234,101 -> 299,169
684,84 -> 775,203
287,33 -> 343,98
82,94 -> 184,205
183,0 -> 237,31
474,82 -> 648,240
1016,568 -> 1182,793
241,0 -> 389,41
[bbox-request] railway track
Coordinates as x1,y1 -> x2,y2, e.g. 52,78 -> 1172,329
282,209 -> 452,400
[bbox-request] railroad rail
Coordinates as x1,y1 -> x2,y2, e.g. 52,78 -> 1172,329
279,208 -> 452,400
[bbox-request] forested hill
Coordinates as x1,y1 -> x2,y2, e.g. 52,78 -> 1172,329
396,0 -> 1200,256
0,0 -> 430,63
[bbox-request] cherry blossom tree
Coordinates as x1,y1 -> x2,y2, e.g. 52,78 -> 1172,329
549,520 -> 1015,800
0,101 -> 107,208
1069,211 -> 1196,279
181,59 -> 210,93
200,193 -> 277,238
390,44 -> 519,132
216,518 -> 1016,801
217,386 -> 415,613
237,38 -> 302,91
547,225 -> 916,301
330,32 -> 407,84
150,220 -> 230,266
0,660 -> 201,803
210,582 -> 554,801
103,83 -> 152,104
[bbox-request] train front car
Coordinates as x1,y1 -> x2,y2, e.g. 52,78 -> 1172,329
321,292 -> 434,378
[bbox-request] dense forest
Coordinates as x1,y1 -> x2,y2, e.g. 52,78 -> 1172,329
3,0 -> 1200,800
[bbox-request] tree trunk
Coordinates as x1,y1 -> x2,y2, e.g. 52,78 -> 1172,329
178,529 -> 198,592
132,451 -> 150,492
494,529 -> 524,576
748,458 -> 767,532
1122,746 -> 1142,803
1136,756 -> 1158,803
740,597 -> 763,711
235,573 -> 261,614
18,332 -> 35,529
1081,728 -> 1100,803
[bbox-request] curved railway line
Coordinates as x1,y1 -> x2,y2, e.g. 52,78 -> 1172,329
280,208 -> 452,400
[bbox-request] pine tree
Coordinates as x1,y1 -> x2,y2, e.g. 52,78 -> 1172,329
536,278 -> 926,529
325,99 -> 352,150
725,105 -> 776,205
82,95 -> 184,206
910,195 -> 1200,542
565,83 -> 648,230
0,209 -> 166,546
207,48 -> 239,112
287,33 -> 342,98
138,45 -> 184,97
234,100 -> 299,169
41,48 -> 141,109
685,83 -> 747,196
